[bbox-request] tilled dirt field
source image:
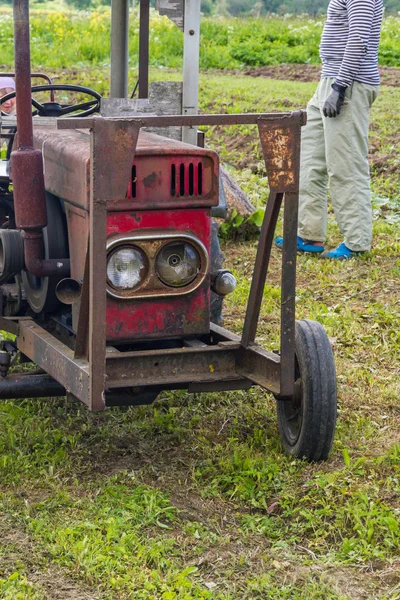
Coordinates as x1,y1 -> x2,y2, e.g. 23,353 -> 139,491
227,64 -> 400,87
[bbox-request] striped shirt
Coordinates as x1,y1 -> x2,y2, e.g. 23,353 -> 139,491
320,0 -> 383,87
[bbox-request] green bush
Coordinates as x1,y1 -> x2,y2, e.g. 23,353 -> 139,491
0,10 -> 398,70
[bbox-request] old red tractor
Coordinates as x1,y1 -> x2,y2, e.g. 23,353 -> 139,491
0,0 -> 336,461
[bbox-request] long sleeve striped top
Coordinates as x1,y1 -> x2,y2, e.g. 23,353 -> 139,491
320,0 -> 383,87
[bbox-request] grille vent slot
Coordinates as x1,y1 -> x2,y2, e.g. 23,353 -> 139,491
131,165 -> 137,198
170,162 -> 204,197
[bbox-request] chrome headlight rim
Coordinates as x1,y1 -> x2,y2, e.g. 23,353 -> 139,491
106,244 -> 149,296
106,231 -> 209,299
155,240 -> 201,288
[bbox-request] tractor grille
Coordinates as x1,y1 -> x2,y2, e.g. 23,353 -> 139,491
131,165 -> 137,198
170,162 -> 203,198
122,155 -> 216,207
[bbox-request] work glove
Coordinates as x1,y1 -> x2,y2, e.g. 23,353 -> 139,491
323,82 -> 347,118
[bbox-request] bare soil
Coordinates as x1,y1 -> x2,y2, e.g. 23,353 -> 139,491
1,517 -> 100,600
236,64 -> 400,87
206,65 -> 400,174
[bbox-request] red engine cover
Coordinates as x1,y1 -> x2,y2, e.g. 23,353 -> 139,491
106,208 -> 211,342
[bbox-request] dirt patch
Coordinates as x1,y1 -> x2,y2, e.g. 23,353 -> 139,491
211,117 -> 399,176
1,517 -> 100,600
217,64 -> 400,87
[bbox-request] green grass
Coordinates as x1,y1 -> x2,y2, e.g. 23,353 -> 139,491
1,53 -> 400,599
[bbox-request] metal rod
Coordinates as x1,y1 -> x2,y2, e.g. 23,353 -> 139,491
0,373 -> 65,399
241,192 -> 283,348
11,0 -> 70,277
279,192 -> 298,398
13,0 -> 33,148
89,122 -> 108,411
182,0 -> 200,144
138,0 -> 150,99
58,112 -> 300,130
110,0 -> 130,98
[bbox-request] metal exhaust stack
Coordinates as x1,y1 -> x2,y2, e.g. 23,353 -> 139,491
11,0 -> 69,277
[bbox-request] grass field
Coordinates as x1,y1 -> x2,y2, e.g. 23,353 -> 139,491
0,66 -> 399,598
1,10 -> 400,598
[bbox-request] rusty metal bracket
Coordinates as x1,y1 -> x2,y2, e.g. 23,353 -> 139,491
88,118 -> 141,410
57,112 -> 306,131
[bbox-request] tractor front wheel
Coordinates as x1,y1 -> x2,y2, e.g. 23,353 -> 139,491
276,319 -> 337,462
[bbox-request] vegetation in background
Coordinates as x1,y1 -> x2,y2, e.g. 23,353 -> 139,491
0,9 -> 400,71
3,0 -> 400,17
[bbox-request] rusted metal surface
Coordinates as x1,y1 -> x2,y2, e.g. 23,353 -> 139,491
279,192 -> 299,398
241,191 -> 283,349
105,345 -> 238,388
139,0 -> 150,99
0,315 -> 31,336
257,113 -> 303,193
12,0 -> 34,149
87,118 -> 142,410
32,128 -> 91,209
17,319 -> 89,403
58,112 -> 304,130
0,373 -> 65,399
22,233 -> 70,277
74,244 -> 89,359
11,149 -> 47,229
236,345 -> 281,395
121,152 -> 218,211
33,128 -> 218,212
11,318 -> 281,401
211,323 -> 281,395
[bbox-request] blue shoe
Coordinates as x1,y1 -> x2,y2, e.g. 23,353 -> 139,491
275,236 -> 325,253
321,242 -> 366,260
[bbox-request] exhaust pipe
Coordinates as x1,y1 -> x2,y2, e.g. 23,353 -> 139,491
10,0 -> 70,278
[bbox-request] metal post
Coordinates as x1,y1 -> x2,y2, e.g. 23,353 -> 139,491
241,192 -> 283,349
110,0 -> 130,98
138,0 -> 150,99
13,0 -> 33,148
182,0 -> 200,144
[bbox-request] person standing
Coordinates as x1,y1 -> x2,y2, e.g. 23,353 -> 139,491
276,0 -> 383,260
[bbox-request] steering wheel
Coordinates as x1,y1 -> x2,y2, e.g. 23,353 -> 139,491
0,84 -> 101,118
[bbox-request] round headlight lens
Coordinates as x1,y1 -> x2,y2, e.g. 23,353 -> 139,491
107,246 -> 147,290
156,241 -> 201,287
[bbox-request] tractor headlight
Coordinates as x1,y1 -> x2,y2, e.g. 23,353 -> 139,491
155,241 -> 200,287
107,246 -> 147,290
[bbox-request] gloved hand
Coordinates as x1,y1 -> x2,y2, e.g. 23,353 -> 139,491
323,82 -> 347,118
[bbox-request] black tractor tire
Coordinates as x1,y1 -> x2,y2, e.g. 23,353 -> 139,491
21,192 -> 68,314
277,319 -> 337,462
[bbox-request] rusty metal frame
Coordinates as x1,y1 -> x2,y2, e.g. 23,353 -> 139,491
7,110 -> 304,409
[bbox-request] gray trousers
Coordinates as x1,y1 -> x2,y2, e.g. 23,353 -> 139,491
298,78 -> 379,251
